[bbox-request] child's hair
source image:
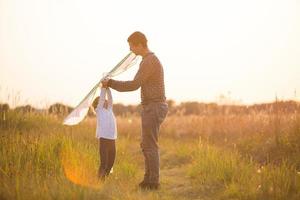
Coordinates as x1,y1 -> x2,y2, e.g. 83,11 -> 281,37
92,96 -> 100,110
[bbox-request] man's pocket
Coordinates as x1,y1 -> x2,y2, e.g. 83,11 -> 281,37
156,103 -> 168,125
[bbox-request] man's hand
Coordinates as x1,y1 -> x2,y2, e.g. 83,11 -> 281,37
101,79 -> 110,88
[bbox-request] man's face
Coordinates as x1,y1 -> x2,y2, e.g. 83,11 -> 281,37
129,42 -> 142,55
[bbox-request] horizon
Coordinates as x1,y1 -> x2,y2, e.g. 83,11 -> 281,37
1,95 -> 299,110
1,0 -> 299,109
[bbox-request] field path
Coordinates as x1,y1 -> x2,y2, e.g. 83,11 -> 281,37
160,164 -> 211,200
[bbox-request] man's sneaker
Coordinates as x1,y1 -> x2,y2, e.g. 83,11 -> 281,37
138,180 -> 149,188
148,183 -> 160,190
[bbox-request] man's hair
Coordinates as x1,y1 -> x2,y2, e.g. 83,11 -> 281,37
127,31 -> 148,48
92,96 -> 100,110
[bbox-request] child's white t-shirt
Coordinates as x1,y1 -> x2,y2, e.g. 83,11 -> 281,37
95,88 -> 117,139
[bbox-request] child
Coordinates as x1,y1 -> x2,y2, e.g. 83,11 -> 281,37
92,87 -> 117,180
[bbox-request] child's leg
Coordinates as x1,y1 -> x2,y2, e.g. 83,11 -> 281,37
105,139 -> 116,176
99,138 -> 108,178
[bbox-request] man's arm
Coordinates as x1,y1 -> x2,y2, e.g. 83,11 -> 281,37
103,59 -> 155,92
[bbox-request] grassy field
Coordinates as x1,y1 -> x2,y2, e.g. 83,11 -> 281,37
0,110 -> 300,200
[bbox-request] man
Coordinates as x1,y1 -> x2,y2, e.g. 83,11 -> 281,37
101,31 -> 168,190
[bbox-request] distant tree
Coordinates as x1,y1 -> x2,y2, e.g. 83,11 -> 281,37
14,105 -> 37,113
0,103 -> 9,113
0,103 -> 10,121
166,99 -> 176,115
180,102 -> 201,115
48,103 -> 73,115
112,103 -> 140,116
113,103 -> 128,116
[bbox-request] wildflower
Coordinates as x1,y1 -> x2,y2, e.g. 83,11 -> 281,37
257,169 -> 261,174
257,185 -> 261,191
128,119 -> 132,124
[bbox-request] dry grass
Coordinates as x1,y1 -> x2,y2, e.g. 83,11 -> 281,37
0,110 -> 300,199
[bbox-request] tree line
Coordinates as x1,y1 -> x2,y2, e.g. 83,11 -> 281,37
1,100 -> 300,117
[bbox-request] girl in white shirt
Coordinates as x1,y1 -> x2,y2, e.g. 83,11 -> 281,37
92,87 -> 117,179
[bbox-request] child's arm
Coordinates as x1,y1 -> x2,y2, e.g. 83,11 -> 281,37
98,87 -> 107,109
107,88 -> 113,109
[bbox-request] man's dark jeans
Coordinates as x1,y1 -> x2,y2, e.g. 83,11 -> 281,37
140,102 -> 168,184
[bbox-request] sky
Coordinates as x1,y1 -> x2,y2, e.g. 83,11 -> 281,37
0,0 -> 299,108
